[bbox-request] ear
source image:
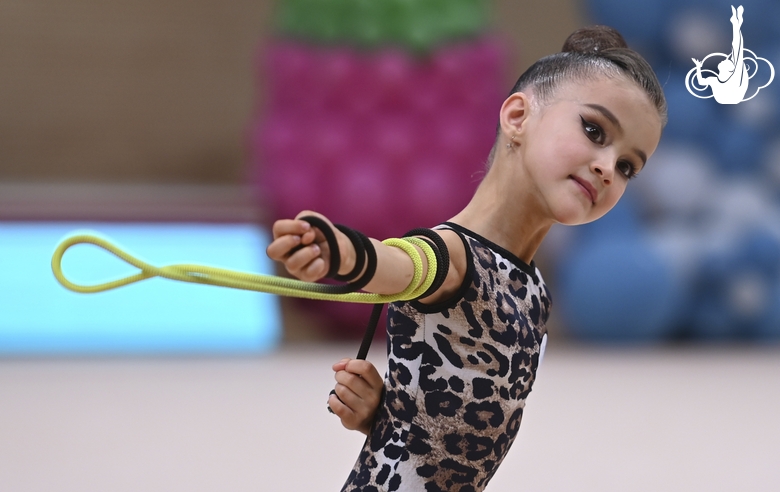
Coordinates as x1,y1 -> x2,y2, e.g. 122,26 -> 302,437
499,92 -> 533,144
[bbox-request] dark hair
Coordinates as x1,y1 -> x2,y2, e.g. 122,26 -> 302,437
485,26 -> 666,168
510,25 -> 667,124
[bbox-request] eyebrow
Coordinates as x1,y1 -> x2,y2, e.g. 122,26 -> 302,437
584,103 -> 648,167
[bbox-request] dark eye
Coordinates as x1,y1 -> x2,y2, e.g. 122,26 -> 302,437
617,160 -> 638,179
580,116 -> 604,144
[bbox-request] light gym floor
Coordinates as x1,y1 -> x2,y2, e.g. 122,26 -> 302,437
1,340 -> 778,492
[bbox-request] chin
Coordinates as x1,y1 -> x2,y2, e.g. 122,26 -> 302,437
554,210 -> 590,226
554,207 -> 607,226
550,194 -> 613,225
559,217 -> 591,227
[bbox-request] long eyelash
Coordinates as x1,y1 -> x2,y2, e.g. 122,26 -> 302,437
580,116 -> 604,143
622,161 -> 639,180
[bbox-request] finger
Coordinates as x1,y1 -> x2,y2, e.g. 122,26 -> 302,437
300,229 -> 319,245
332,358 -> 351,372
293,211 -> 334,248
265,235 -> 302,260
302,255 -> 327,279
335,371 -> 377,405
272,242 -> 325,282
328,393 -> 358,429
335,370 -> 369,392
285,243 -> 322,272
344,360 -> 384,390
271,219 -> 311,240
332,382 -> 366,414
286,233 -> 331,278
295,260 -> 326,283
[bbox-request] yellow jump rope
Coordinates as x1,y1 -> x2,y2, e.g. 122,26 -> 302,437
50,216 -> 447,360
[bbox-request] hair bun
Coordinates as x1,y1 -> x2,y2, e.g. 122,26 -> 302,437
562,25 -> 628,54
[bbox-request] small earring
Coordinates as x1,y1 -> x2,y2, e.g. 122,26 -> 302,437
506,136 -> 516,150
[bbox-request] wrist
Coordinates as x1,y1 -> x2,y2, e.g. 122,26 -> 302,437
358,423 -> 371,436
357,413 -> 375,436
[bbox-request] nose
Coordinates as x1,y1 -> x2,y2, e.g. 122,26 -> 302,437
591,160 -> 614,186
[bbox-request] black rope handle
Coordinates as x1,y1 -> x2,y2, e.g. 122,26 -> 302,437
333,226 -> 378,293
355,303 -> 387,361
286,216 -> 378,295
332,224 -> 366,282
287,216 -> 340,278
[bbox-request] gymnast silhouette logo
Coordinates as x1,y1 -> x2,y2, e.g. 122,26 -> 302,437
685,5 -> 774,104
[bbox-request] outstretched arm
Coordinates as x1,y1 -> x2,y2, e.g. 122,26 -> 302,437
267,211 -> 427,295
266,210 -> 465,304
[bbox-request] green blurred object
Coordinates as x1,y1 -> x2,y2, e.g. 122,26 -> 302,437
345,0 -> 383,46
273,0 -> 490,51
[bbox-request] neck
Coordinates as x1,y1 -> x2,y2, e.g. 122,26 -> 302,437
448,158 -> 553,265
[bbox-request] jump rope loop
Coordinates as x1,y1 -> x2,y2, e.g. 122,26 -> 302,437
50,216 -> 448,319
51,218 -> 436,304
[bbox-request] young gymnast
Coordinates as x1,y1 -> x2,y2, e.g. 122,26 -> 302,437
266,25 -> 667,492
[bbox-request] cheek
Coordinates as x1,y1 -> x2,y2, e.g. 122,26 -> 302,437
529,139 -> 585,182
552,137 -> 586,164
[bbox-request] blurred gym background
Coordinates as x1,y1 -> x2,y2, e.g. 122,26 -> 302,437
1,0 -> 778,491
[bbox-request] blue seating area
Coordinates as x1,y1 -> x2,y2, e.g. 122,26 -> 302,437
553,0 -> 780,341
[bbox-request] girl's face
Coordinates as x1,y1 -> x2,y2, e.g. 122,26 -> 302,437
512,75 -> 662,226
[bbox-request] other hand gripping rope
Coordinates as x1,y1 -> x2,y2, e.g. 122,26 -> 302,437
51,216 -> 449,414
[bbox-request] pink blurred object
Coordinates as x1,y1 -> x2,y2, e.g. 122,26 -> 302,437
371,49 -> 416,112
250,37 -> 506,336
318,47 -> 361,111
327,153 -> 393,238
310,113 -> 355,165
265,43 -> 318,112
399,154 -> 474,230
369,115 -> 421,166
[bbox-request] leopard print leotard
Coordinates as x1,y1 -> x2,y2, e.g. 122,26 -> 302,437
341,222 -> 552,492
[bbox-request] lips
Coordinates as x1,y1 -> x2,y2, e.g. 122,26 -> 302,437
570,175 -> 597,204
